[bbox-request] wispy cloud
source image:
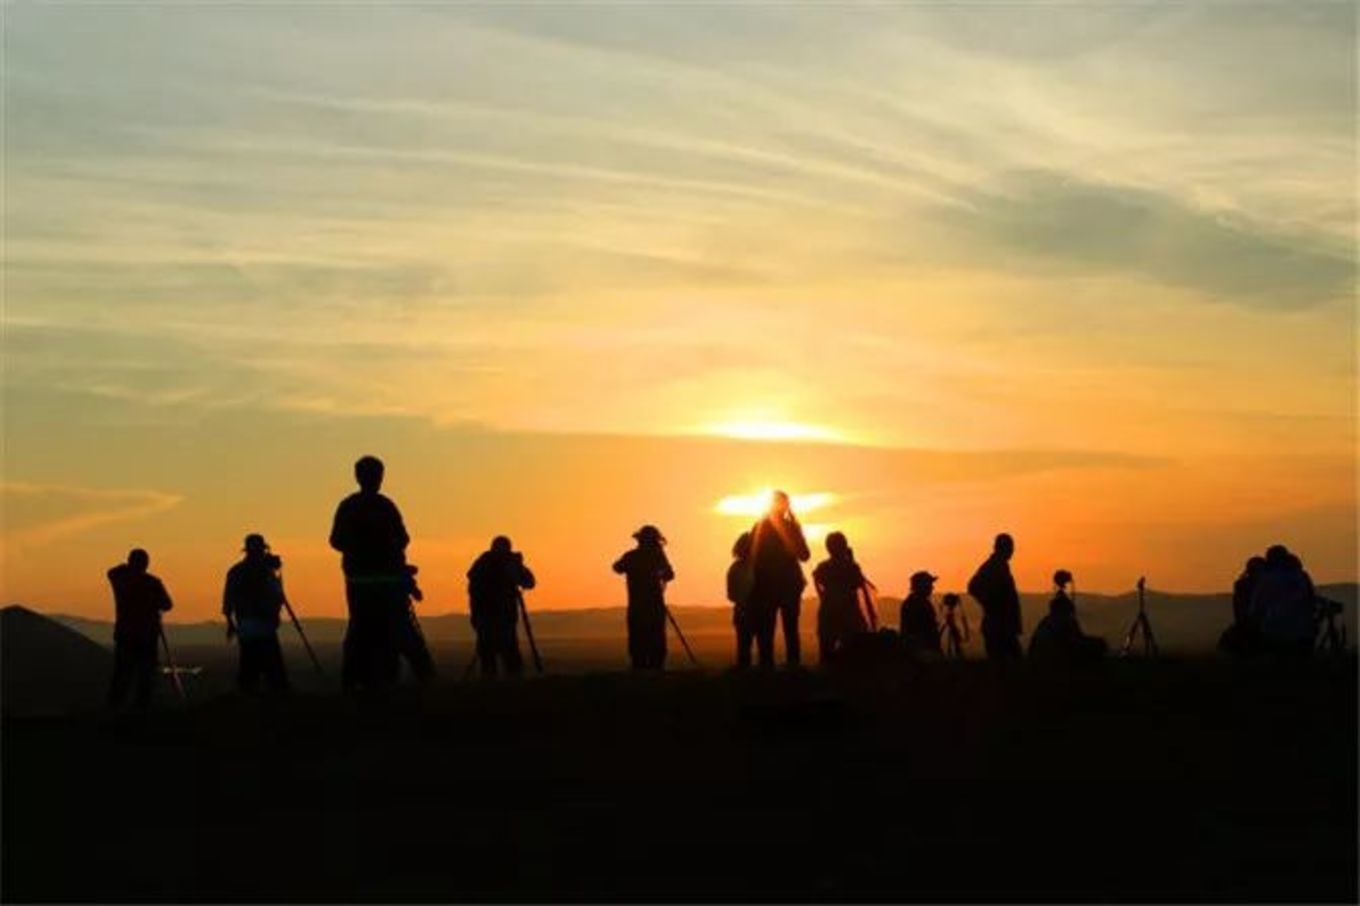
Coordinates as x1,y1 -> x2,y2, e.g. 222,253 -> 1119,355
1,482 -> 184,548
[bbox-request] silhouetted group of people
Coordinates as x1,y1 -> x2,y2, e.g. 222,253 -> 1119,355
103,460 -> 1346,709
1221,544 -> 1331,659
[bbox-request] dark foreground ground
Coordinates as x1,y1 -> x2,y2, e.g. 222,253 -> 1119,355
3,657 -> 1356,903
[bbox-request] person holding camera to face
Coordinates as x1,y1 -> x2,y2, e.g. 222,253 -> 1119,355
467,536 -> 537,678
223,533 -> 290,694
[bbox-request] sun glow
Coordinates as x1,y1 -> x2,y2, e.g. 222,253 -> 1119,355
713,488 -> 837,517
705,420 -> 846,444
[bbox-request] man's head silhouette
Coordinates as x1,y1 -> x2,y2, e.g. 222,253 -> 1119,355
355,455 -> 384,492
491,535 -> 512,554
994,533 -> 1015,560
771,490 -> 791,517
127,548 -> 150,572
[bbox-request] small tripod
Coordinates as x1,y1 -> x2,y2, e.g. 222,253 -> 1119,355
939,593 -> 970,659
1315,597 -> 1349,656
1120,576 -> 1159,657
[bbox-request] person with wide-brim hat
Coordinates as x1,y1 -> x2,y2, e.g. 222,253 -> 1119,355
613,525 -> 674,670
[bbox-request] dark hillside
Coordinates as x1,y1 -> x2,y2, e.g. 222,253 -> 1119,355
3,657 -> 1354,902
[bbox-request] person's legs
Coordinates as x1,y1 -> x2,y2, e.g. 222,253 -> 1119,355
504,627 -> 524,676
779,594 -> 802,667
107,643 -> 133,707
754,604 -> 777,669
735,612 -> 754,669
132,640 -> 158,709
262,635 -> 289,693
341,582 -> 365,691
477,634 -> 498,678
238,638 -> 261,693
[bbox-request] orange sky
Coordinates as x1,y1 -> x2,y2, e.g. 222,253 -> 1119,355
2,4 -> 1355,620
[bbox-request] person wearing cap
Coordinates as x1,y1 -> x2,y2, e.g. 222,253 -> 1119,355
106,548 -> 174,709
1029,569 -> 1106,663
900,570 -> 942,655
613,525 -> 675,670
329,455 -> 410,692
812,532 -> 873,664
749,490 -> 811,668
467,535 -> 537,677
223,533 -> 290,693
967,533 -> 1024,660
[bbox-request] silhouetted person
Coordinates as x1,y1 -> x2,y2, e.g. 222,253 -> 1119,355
749,491 -> 810,668
467,536 -> 537,678
727,531 -> 756,668
812,532 -> 871,664
900,571 -> 942,655
223,534 -> 290,694
1220,555 -> 1267,656
106,548 -> 173,709
1250,545 -> 1316,659
967,533 -> 1023,660
329,455 -> 409,692
614,525 -> 673,670
1028,569 -> 1107,664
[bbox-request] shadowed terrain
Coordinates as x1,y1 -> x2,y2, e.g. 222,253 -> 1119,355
3,653 -> 1355,902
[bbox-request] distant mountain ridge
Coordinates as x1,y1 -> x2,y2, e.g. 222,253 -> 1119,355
23,583 -> 1358,654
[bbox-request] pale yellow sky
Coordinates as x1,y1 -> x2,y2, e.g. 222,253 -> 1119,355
2,2 -> 1355,619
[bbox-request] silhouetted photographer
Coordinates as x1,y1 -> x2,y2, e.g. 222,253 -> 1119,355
614,525 -> 674,670
467,536 -> 537,678
222,533 -> 290,694
106,548 -> 174,710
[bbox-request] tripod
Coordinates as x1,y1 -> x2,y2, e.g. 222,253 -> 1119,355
1315,598 -> 1349,656
1120,576 -> 1159,657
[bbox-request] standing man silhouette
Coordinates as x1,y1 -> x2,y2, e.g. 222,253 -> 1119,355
967,533 -> 1023,660
750,491 -> 811,668
106,548 -> 174,709
329,455 -> 410,692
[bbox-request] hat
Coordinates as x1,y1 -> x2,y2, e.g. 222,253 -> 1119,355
633,524 -> 666,545
909,570 -> 938,589
243,533 -> 269,552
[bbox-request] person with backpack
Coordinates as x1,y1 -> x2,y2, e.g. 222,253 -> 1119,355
467,536 -> 537,677
726,531 -> 757,668
222,533 -> 290,694
613,525 -> 674,670
106,548 -> 174,709
967,533 -> 1023,660
900,571 -> 943,655
812,532 -> 874,664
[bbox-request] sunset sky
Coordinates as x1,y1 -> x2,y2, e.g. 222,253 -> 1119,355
3,2 -> 1355,621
